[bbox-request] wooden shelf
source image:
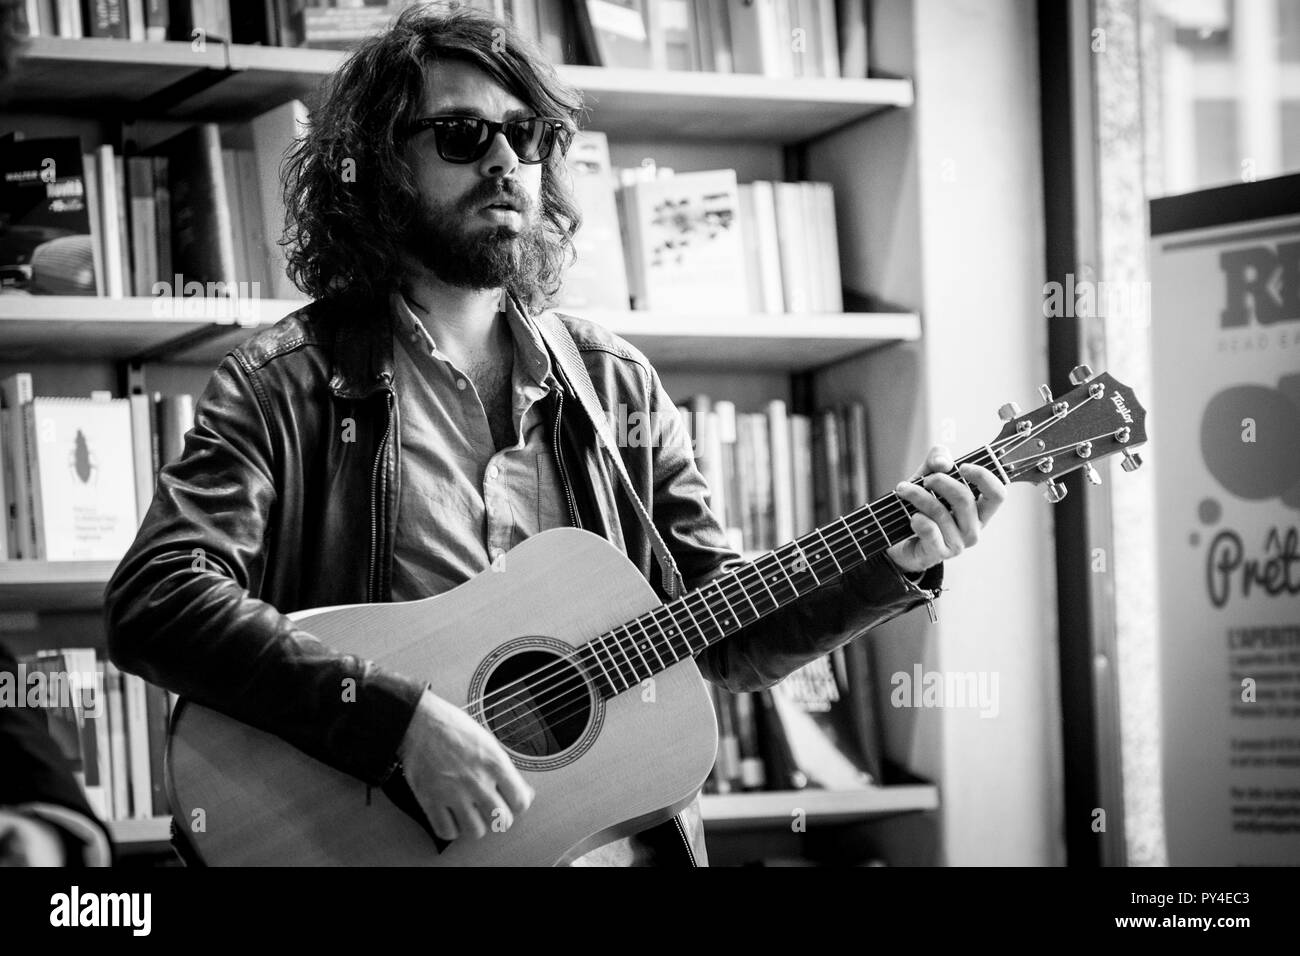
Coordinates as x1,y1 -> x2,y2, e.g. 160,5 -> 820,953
7,38 -> 912,140
700,786 -> 939,829
0,560 -> 119,611
105,786 -> 938,850
0,298 -> 918,369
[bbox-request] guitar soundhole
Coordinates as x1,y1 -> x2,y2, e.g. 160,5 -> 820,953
483,650 -> 593,759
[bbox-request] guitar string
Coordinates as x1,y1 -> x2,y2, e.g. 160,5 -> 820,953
466,410 -> 1097,748
483,423 -> 1130,756
465,413 -> 1071,724
468,443 -> 1030,748
470,406 -> 1106,752
466,403 -> 1108,748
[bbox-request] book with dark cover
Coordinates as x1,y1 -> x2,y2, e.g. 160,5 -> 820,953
755,687 -> 807,790
771,646 -> 883,788
150,124 -> 237,289
0,135 -> 96,296
82,0 -> 128,36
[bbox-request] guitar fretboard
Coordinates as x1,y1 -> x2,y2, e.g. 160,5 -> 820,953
575,446 -> 998,699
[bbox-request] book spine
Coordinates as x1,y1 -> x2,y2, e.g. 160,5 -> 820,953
123,672 -> 153,819
125,0 -> 145,40
836,0 -> 867,78
712,686 -> 742,793
128,393 -> 154,522
105,661 -> 130,820
145,0 -> 167,41
801,181 -> 824,312
115,154 -> 134,295
81,152 -> 105,296
789,412 -> 814,535
750,181 -> 784,313
21,402 -> 44,560
82,0 -> 128,37
56,0 -> 83,37
152,156 -> 172,284
847,400 -> 869,507
0,375 -> 34,560
766,398 -> 794,544
818,181 -> 844,312
816,0 -> 839,78
0,412 -> 7,559
96,146 -> 125,298
127,156 -> 158,296
93,657 -> 115,819
732,690 -> 767,790
145,682 -> 171,815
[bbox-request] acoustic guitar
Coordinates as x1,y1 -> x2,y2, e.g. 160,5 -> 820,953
167,366 -> 1147,865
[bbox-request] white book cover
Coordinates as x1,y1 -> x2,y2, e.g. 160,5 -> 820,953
735,184 -> 765,314
816,0 -> 840,78
123,672 -> 153,819
556,131 -> 630,311
774,182 -> 812,312
800,181 -> 825,312
816,182 -> 844,312
626,169 -> 747,314
95,146 -> 125,299
727,0 -> 782,75
749,181 -> 785,313
790,412 -> 814,535
26,397 -> 138,561
766,399 -> 795,544
249,100 -> 310,300
105,662 -> 129,821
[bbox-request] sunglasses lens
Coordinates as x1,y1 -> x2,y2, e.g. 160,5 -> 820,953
435,118 -> 489,162
507,119 -> 556,163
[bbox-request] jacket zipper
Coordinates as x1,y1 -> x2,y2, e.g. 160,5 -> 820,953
368,390 -> 395,603
552,389 -> 579,529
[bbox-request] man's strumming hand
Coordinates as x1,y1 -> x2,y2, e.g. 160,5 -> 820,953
398,689 -> 535,842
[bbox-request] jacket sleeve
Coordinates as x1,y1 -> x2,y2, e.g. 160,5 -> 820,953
643,368 -> 943,693
103,354 -> 424,787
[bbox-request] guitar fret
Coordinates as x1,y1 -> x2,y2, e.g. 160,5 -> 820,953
623,622 -> 654,677
767,548 -> 803,601
745,560 -> 782,613
578,644 -> 616,698
839,515 -> 870,561
709,578 -> 745,632
591,633 -> 628,692
613,626 -> 645,684
634,617 -> 667,671
812,527 -> 844,575
732,567 -> 763,621
689,590 -> 725,642
866,502 -> 894,548
675,597 -> 708,654
659,606 -> 692,660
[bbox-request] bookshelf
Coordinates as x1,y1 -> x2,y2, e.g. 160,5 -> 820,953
2,12 -> 939,867
9,37 -> 912,140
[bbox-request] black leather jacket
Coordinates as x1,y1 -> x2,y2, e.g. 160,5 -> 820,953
103,293 -> 942,866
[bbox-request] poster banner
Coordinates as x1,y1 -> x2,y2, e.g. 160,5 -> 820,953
1149,175 -> 1300,865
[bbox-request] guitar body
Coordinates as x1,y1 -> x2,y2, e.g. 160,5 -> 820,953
167,528 -> 719,866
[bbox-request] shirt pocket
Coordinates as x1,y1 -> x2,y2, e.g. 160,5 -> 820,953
535,448 -> 571,530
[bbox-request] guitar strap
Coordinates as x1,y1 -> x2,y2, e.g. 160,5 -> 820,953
526,298 -> 687,602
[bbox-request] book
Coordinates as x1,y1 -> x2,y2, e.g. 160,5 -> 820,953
0,373 -> 35,560
574,0 -> 652,68
0,136 -> 97,296
555,131 -> 630,311
790,412 -> 814,535
622,169 -> 747,313
771,647 -> 881,787
747,180 -> 784,313
154,392 -> 195,467
123,671 -> 154,819
249,99 -> 309,300
126,156 -> 159,297
766,399 -> 795,545
104,660 -> 130,820
168,0 -> 231,42
732,690 -> 766,789
152,123 -> 238,290
94,145 -> 126,298
836,0 -> 867,78
23,396 -> 139,561
728,0 -> 783,76
83,0 -> 128,37
128,392 -> 155,521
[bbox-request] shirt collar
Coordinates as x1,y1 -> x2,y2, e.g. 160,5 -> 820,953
389,290 -> 559,395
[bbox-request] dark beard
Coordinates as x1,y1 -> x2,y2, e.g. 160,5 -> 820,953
403,193 -> 547,293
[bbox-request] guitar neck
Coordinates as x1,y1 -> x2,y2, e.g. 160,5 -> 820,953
577,444 -> 1002,700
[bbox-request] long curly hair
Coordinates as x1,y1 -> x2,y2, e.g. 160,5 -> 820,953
282,2 -> 586,312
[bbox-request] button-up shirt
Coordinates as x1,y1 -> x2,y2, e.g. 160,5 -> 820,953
389,291 -> 570,602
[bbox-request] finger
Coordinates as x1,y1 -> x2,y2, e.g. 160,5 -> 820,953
896,480 -> 963,554
429,805 -> 459,842
908,446 -> 954,482
960,464 -> 1008,524
909,512 -> 947,559
495,766 -> 535,815
452,798 -> 489,840
926,473 -> 980,547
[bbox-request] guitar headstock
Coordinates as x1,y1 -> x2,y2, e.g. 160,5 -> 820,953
988,366 -> 1148,502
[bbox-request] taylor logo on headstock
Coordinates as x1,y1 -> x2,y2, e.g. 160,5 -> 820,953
1111,392 -> 1134,424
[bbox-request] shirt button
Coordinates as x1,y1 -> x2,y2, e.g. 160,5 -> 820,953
487,464 -> 500,479
456,378 -> 467,390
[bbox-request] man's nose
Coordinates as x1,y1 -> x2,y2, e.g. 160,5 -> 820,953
478,130 -> 520,177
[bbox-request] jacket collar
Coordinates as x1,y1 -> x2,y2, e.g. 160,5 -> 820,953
325,292 -> 397,400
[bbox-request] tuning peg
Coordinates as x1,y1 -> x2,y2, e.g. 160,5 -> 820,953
1082,463 -> 1101,485
1121,449 -> 1143,473
1043,479 -> 1068,503
1069,364 -> 1094,385
1038,384 -> 1053,403
998,402 -> 1022,422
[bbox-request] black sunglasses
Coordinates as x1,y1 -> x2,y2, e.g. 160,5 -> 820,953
405,115 -> 570,164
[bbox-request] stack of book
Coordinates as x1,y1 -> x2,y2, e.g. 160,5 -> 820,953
0,102 -> 306,302
11,645 -> 175,822
0,371 -> 194,561
675,394 -> 871,555
557,135 -> 844,314
14,1 -> 870,77
705,643 -> 884,794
